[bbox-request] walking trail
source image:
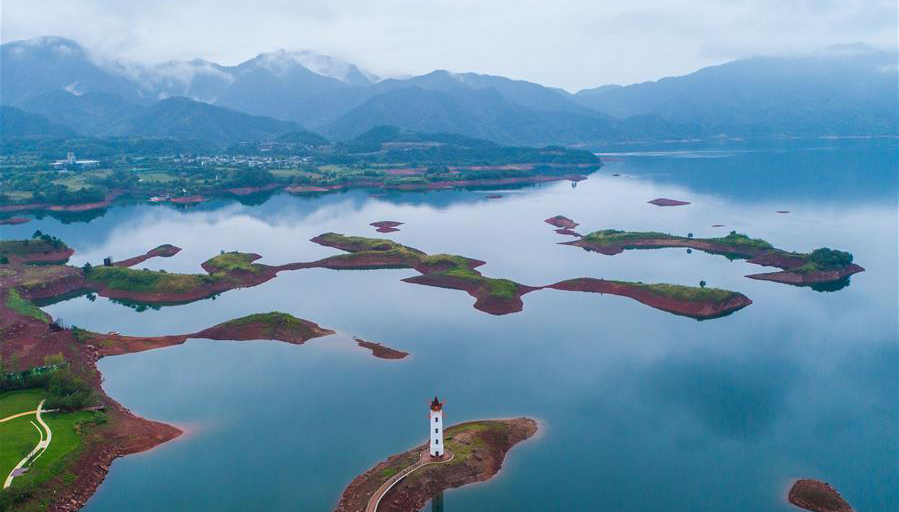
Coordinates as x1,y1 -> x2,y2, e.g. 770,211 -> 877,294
365,449 -> 455,512
3,400 -> 52,489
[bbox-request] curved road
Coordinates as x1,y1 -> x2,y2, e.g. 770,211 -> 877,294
365,449 -> 455,512
3,400 -> 51,489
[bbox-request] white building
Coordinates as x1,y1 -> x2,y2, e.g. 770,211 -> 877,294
429,396 -> 444,457
51,152 -> 100,170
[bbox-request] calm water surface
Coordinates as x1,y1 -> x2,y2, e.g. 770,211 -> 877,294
4,139 -> 896,511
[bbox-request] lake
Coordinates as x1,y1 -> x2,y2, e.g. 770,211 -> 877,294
5,138 -> 895,512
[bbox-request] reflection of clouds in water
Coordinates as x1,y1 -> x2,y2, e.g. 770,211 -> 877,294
641,349 -> 799,440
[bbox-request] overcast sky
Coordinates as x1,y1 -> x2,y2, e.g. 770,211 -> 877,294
2,0 -> 896,91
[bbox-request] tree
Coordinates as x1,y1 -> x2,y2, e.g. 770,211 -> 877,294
82,262 -> 93,274
687,233 -> 693,238
699,280 -> 706,288
32,229 -> 43,239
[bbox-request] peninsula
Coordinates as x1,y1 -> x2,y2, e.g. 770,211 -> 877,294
335,418 -> 537,512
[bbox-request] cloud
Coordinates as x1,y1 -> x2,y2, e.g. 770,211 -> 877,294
1,0 -> 896,91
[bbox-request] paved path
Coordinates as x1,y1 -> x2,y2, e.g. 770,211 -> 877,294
0,409 -> 39,423
365,449 -> 455,512
3,400 -> 51,489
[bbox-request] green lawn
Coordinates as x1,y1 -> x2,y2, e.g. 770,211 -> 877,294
0,391 -> 101,495
51,170 -> 112,191
202,252 -> 262,273
0,392 -> 44,485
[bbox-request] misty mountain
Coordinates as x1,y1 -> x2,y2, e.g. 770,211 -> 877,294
0,36 -> 142,105
575,45 -> 898,136
0,106 -> 77,138
3,36 -> 895,145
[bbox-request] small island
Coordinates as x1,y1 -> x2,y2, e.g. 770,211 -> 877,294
788,479 -> 856,512
547,278 -> 752,319
334,418 -> 537,512
544,215 -> 579,229
371,221 -> 404,233
564,229 -> 863,287
648,197 -> 690,206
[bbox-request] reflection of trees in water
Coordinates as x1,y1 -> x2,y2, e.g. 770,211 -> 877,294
809,276 -> 852,293
108,293 -> 220,312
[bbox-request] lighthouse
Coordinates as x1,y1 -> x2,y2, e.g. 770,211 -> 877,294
429,396 -> 444,458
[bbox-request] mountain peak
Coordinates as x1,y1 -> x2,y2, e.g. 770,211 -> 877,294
243,49 -> 377,85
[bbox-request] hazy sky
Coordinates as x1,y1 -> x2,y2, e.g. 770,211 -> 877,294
2,0 -> 896,91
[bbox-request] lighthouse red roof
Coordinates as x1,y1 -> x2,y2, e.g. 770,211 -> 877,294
430,396 -> 443,411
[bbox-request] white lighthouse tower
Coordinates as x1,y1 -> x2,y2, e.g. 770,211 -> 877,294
429,396 -> 444,458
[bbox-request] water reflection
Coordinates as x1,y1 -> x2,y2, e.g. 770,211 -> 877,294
3,141 -> 892,512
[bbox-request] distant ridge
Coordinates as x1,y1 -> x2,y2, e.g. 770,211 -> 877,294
3,36 -> 896,145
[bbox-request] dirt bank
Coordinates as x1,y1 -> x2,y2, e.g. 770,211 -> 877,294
788,479 -> 855,512
334,418 -> 537,512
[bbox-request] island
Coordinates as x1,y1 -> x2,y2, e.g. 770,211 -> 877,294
334,418 -> 537,512
547,278 -> 752,319
648,198 -> 690,206
353,338 -> 410,360
563,229 -> 864,288
788,479 -> 856,512
544,215 -> 579,229
371,221 -> 404,233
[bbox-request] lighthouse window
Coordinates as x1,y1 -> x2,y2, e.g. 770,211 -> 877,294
435,439 -> 439,444
434,417 -> 438,423
435,428 -> 438,433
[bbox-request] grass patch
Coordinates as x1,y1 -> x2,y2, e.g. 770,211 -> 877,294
86,266 -> 214,293
4,289 -> 50,323
203,252 -> 262,273
624,282 -> 737,303
0,239 -> 68,257
707,231 -> 773,249
484,279 -> 519,299
581,229 -> 677,246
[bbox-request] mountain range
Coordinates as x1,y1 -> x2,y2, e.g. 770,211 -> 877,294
2,36 -> 896,146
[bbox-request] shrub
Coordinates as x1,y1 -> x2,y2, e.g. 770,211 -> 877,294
808,248 -> 853,269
